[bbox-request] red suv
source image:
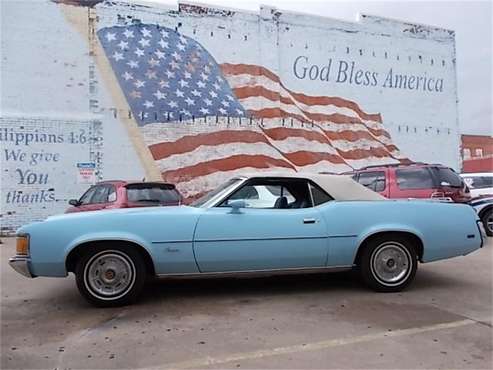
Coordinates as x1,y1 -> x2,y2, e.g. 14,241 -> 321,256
66,181 -> 182,213
348,163 -> 470,203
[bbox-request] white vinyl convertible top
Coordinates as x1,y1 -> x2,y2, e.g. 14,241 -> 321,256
240,172 -> 386,201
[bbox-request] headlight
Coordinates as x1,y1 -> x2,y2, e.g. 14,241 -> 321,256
16,234 -> 30,256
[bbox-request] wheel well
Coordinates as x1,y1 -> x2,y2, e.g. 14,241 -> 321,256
354,231 -> 424,265
65,240 -> 156,276
478,205 -> 493,219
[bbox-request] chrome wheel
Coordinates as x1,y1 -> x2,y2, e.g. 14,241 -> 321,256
83,250 -> 136,300
370,242 -> 413,287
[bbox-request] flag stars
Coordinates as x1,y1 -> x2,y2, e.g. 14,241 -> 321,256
160,29 -> 169,38
127,60 -> 139,69
197,81 -> 206,89
169,60 -> 180,70
203,98 -> 213,106
175,89 -> 184,98
145,70 -> 157,79
155,49 -> 166,59
185,97 -> 195,106
171,51 -> 182,61
219,107 -> 227,115
122,71 -> 133,81
148,58 -> 160,67
134,48 -> 145,57
204,65 -> 211,73
199,107 -> 210,115
159,80 -> 169,88
178,79 -> 189,88
168,100 -> 178,108
138,38 -> 150,48
153,90 -> 166,100
221,100 -> 230,107
123,29 -> 134,38
112,51 -> 124,61
105,32 -> 116,42
134,79 -> 146,88
158,39 -> 169,49
179,36 -> 188,44
184,71 -> 192,79
236,109 -> 244,115
209,90 -> 218,98
191,89 -> 201,97
143,100 -> 154,109
117,40 -> 129,50
165,70 -> 175,79
213,82 -> 221,90
226,95 -> 235,101
177,43 -> 186,51
200,72 -> 209,81
141,28 -> 152,38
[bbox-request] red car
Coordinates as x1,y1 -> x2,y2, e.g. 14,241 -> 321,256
348,163 -> 471,203
66,180 -> 182,213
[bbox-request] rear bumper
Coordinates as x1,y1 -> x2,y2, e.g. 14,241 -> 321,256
9,255 -> 35,278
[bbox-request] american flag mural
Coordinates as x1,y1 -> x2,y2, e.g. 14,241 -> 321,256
98,24 -> 408,201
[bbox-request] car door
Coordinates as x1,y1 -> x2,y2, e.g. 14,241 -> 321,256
192,179 -> 329,272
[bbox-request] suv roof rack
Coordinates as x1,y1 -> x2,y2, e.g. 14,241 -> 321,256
356,162 -> 432,171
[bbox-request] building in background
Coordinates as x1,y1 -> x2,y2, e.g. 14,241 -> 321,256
1,0 -> 460,233
461,134 -> 493,173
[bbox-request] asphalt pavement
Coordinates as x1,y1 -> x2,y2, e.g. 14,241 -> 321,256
1,237 -> 492,369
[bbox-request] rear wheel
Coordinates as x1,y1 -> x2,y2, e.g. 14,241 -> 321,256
360,235 -> 417,292
75,245 -> 146,307
481,208 -> 493,237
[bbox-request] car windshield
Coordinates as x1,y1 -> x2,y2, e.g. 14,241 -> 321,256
190,178 -> 243,207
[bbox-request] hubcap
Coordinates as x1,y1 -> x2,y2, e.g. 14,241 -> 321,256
84,251 -> 136,300
371,242 -> 412,286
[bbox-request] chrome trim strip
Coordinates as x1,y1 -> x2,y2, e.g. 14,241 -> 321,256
8,256 -> 35,278
195,235 -> 326,243
156,265 -> 353,279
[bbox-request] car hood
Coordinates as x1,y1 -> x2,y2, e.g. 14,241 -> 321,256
45,205 -> 201,222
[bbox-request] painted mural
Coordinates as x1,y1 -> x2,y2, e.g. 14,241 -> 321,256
1,0 -> 459,231
96,22 -> 408,200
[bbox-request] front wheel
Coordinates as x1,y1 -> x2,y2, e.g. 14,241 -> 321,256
360,235 -> 418,292
75,245 -> 146,307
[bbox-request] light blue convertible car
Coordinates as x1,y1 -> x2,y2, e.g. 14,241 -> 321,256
10,173 -> 485,306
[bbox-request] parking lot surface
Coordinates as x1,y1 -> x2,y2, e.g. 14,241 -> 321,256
1,237 -> 492,369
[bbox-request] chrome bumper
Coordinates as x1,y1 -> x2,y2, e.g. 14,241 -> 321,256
9,255 -> 35,278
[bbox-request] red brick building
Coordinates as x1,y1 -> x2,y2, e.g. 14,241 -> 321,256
461,134 -> 493,173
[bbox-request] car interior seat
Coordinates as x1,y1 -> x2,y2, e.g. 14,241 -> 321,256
274,196 -> 288,209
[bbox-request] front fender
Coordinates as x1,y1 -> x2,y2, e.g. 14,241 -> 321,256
64,232 -> 156,274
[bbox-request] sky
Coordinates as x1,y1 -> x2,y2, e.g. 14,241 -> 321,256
151,0 -> 492,136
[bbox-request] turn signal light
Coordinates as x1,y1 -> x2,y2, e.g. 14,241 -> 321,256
16,235 -> 29,255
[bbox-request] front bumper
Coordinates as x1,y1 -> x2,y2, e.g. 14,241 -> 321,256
9,255 -> 35,278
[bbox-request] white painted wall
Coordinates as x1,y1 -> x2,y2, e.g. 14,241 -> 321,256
0,0 -> 459,233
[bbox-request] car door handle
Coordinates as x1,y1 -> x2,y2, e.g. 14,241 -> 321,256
303,218 -> 316,224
